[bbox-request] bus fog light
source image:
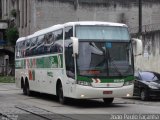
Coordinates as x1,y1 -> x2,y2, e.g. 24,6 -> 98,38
126,94 -> 130,97
81,94 -> 85,98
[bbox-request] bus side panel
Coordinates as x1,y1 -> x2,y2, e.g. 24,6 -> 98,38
15,69 -> 21,88
28,68 -> 67,96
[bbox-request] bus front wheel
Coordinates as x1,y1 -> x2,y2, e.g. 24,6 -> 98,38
57,83 -> 66,104
103,98 -> 114,105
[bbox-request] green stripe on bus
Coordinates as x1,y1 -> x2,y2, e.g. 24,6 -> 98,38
77,75 -> 134,83
15,54 -> 63,69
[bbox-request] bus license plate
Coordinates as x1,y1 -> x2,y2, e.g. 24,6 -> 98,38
103,91 -> 112,94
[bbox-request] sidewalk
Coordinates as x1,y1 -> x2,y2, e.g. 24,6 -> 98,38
0,83 -> 20,94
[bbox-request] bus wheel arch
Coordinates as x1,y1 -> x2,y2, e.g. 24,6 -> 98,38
56,79 -> 67,104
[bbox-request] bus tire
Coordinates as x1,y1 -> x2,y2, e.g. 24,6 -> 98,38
21,78 -> 25,94
22,81 -> 27,95
57,83 -> 66,104
25,79 -> 32,96
103,98 -> 114,105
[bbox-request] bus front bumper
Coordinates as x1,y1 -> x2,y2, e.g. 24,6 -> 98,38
74,84 -> 133,99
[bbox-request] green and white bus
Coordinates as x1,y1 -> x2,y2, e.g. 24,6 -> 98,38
15,21 -> 142,104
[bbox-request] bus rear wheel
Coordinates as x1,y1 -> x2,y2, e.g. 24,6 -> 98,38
22,83 -> 27,95
103,98 -> 114,105
57,83 -> 66,104
24,80 -> 31,96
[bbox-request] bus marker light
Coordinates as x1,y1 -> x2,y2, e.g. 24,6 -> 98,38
103,91 -> 112,94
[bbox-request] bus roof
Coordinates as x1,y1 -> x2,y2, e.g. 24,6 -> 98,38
64,21 -> 127,27
34,24 -> 63,36
16,37 -> 26,43
16,21 -> 127,43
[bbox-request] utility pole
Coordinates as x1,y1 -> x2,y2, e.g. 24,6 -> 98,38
139,0 -> 142,37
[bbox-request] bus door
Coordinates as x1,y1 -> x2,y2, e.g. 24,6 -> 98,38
64,26 -> 75,96
65,42 -> 76,96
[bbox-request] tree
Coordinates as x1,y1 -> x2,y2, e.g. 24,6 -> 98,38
5,27 -> 19,45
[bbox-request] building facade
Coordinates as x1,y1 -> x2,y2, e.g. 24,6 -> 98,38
1,0 -> 160,37
1,0 -> 160,73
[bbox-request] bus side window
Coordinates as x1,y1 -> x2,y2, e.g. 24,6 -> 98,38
36,35 -> 44,55
25,39 -> 30,57
50,29 -> 63,53
65,26 -> 73,40
64,26 -> 74,78
16,40 -> 26,58
20,41 -> 26,58
15,43 -> 20,58
65,46 -> 75,78
30,37 -> 37,56
44,32 -> 53,54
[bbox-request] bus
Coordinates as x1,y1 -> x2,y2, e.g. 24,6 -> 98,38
15,21 -> 142,104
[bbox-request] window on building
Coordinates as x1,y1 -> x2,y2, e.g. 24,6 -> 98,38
25,0 -> 27,27
17,0 -> 20,27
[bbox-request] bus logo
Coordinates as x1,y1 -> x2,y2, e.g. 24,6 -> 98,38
92,78 -> 101,83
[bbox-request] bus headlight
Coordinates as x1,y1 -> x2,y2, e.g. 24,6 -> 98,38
77,81 -> 91,86
124,81 -> 134,86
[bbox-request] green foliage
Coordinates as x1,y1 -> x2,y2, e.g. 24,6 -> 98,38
6,27 -> 19,45
0,76 -> 15,83
10,9 -> 17,18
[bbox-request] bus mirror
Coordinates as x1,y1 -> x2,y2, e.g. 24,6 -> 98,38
132,38 -> 143,56
71,37 -> 79,56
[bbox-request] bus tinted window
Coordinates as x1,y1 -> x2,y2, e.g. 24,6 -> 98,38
50,29 -> 63,53
55,29 -> 63,41
36,35 -> 44,55
44,33 -> 53,54
15,43 -> 20,58
20,41 -> 26,57
76,26 -> 130,41
30,37 -> 37,56
45,33 -> 53,44
65,27 -> 73,40
25,39 -> 31,56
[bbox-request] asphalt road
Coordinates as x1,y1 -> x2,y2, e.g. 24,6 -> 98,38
0,83 -> 160,120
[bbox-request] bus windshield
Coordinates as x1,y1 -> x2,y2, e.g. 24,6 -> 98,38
76,25 -> 130,41
77,41 -> 133,77
76,26 -> 133,77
